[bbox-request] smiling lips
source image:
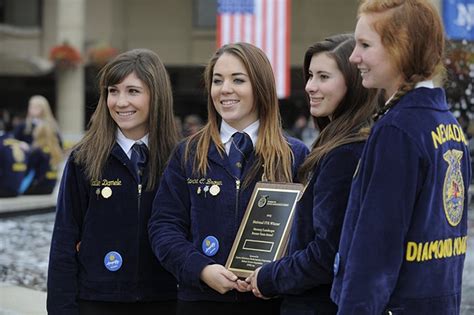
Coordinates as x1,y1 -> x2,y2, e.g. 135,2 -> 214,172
310,97 -> 324,105
116,111 -> 136,117
220,99 -> 239,107
358,68 -> 369,76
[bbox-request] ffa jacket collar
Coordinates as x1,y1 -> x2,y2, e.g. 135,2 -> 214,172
397,87 -> 448,112
110,143 -> 147,183
207,140 -> 257,180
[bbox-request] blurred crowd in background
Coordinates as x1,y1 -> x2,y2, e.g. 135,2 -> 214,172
4,92 -> 474,200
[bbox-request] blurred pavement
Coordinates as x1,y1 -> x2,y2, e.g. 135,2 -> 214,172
1,206 -> 474,314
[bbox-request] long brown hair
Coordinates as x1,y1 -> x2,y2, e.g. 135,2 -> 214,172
358,0 -> 446,120
298,34 -> 377,183
74,49 -> 179,190
185,42 -> 294,185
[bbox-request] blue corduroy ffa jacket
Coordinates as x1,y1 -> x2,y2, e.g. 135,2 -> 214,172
47,144 -> 176,315
331,88 -> 471,315
0,134 -> 29,197
148,137 -> 309,302
257,142 -> 365,315
24,146 -> 58,194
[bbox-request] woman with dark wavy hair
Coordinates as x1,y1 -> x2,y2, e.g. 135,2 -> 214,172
245,34 -> 376,315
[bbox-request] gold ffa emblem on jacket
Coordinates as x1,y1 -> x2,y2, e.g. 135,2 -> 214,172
443,149 -> 464,227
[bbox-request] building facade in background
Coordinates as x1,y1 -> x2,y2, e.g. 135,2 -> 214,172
1,0 -> 445,141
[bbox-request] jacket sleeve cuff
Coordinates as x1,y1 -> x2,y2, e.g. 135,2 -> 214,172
257,263 -> 279,297
182,251 -> 214,290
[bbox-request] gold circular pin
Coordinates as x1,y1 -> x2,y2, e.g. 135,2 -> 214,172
101,186 -> 112,199
209,184 -> 220,196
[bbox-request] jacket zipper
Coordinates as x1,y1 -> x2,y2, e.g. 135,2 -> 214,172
234,178 -> 240,301
136,182 -> 142,301
235,179 -> 241,230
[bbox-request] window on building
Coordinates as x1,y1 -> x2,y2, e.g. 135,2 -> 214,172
194,0 -> 217,29
0,0 -> 42,28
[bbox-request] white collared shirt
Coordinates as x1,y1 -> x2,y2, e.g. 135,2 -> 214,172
116,129 -> 149,159
220,120 -> 259,155
415,80 -> 434,89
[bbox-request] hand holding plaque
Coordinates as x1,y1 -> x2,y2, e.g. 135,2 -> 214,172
225,182 -> 304,278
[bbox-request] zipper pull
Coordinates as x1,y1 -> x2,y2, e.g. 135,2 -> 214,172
236,179 -> 241,191
138,184 -> 142,195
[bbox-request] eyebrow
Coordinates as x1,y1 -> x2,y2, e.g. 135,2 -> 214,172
213,72 -> 248,77
108,84 -> 144,89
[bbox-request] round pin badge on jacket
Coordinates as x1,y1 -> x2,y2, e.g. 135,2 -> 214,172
202,236 -> 219,257
209,184 -> 220,196
104,251 -> 123,271
101,186 -> 112,198
333,252 -> 340,276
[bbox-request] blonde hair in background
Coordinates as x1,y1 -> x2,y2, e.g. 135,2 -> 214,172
25,95 -> 60,134
33,123 -> 63,166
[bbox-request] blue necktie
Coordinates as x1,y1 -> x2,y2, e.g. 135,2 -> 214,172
229,132 -> 253,179
131,142 -> 149,181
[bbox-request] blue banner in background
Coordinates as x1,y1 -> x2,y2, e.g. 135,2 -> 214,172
443,0 -> 474,40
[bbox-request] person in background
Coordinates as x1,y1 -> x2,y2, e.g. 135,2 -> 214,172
47,49 -> 179,315
148,42 -> 309,315
245,34 -> 376,315
13,95 -> 61,146
0,132 -> 29,197
182,114 -> 204,137
20,122 -> 63,195
331,0 -> 471,313
0,109 -> 12,135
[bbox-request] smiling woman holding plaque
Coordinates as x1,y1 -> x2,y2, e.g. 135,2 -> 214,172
245,34 -> 377,315
148,42 -> 309,315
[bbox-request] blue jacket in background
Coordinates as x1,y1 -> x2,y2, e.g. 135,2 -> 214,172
47,143 -> 177,315
23,146 -> 58,195
0,134 -> 29,197
13,121 -> 63,148
331,88 -> 471,314
257,142 -> 364,315
148,137 -> 308,302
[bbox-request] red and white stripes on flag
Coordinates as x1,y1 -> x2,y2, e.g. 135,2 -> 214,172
217,0 -> 291,98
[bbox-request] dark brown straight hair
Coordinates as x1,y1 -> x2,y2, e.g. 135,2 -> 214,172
74,48 -> 179,190
298,34 -> 377,183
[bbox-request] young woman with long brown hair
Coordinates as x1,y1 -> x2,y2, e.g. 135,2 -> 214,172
148,42 -> 309,315
47,48 -> 179,315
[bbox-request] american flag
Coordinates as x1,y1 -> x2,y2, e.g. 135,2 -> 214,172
217,0 -> 291,98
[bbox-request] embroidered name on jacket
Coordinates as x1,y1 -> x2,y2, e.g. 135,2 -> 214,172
431,123 -> 468,149
406,236 -> 467,262
90,178 -> 122,186
186,178 -> 223,186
